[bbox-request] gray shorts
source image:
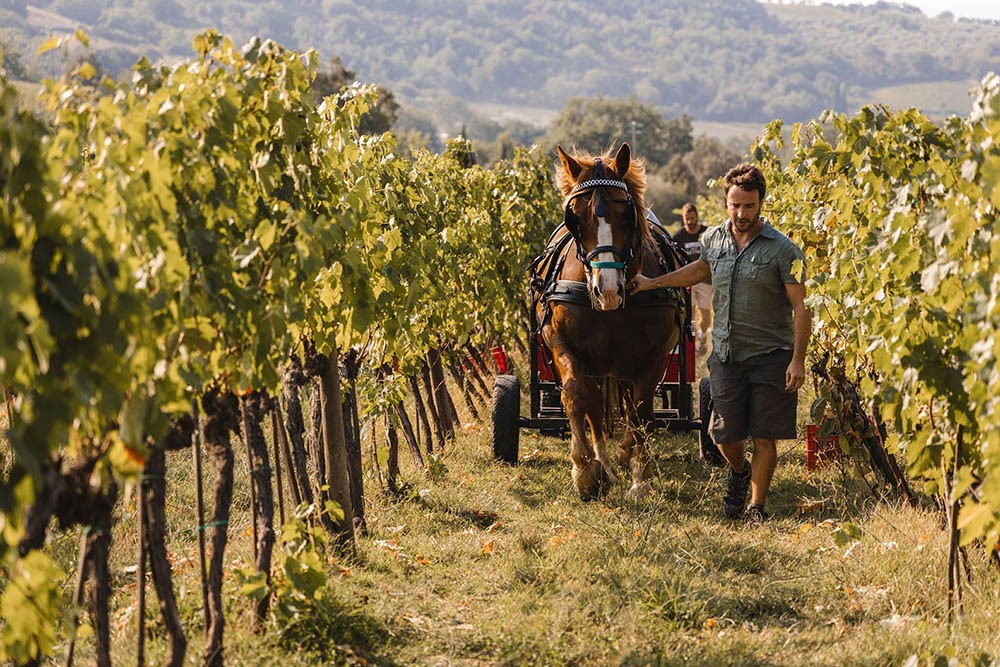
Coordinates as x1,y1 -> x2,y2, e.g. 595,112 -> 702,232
707,349 -> 797,443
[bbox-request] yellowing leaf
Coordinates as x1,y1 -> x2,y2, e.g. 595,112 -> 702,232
37,37 -> 61,55
77,62 -> 97,80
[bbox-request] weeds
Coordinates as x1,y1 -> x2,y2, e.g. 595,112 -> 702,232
12,405 -> 1000,666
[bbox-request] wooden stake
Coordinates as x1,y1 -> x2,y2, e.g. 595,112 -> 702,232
63,528 -> 90,667
137,482 -> 147,667
270,399 -> 286,527
240,397 -> 260,556
192,399 -> 210,633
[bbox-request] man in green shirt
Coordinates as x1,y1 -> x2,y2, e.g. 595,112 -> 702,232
629,164 -> 811,521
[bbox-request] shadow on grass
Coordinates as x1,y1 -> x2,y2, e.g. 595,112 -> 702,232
506,440 -> 572,509
274,590 -> 408,666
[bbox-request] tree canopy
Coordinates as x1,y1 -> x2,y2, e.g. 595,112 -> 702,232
3,0 -> 999,122
542,97 -> 692,168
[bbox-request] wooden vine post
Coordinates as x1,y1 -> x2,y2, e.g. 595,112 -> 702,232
318,346 -> 356,543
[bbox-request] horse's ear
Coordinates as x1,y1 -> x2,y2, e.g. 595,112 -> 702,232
613,142 -> 631,178
556,145 -> 584,180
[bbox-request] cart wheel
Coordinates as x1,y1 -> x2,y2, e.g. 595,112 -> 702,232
699,377 -> 726,467
492,374 -> 520,464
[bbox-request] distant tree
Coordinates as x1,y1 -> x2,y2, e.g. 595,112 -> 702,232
393,128 -> 433,158
0,35 -> 28,80
543,96 -> 692,168
683,135 -> 742,196
146,0 -> 186,24
99,6 -> 158,38
49,0 -> 106,23
394,107 -> 442,153
312,56 -> 398,134
0,0 -> 28,16
644,171 -> 690,221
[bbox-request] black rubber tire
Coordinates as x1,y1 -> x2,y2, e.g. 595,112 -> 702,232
699,376 -> 726,467
492,374 -> 520,464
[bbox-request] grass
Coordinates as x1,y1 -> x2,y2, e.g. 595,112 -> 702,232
5,369 -> 1000,666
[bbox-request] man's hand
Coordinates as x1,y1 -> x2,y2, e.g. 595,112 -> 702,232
785,358 -> 806,392
628,273 -> 654,294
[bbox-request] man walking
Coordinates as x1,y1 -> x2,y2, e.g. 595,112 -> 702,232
628,164 -> 810,521
672,202 -> 713,352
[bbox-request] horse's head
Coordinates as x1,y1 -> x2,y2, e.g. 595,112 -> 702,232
556,143 -> 647,311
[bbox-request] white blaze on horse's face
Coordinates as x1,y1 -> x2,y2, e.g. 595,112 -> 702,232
590,214 -> 625,311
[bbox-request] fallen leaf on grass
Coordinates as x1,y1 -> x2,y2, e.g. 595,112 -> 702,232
549,531 -> 578,548
703,618 -> 718,630
374,539 -> 401,552
797,499 -> 825,515
879,614 -> 918,630
481,539 -> 496,554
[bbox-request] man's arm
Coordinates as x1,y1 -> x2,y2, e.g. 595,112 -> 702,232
628,258 -> 711,294
784,282 -> 811,392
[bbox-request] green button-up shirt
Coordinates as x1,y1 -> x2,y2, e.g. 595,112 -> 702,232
700,219 -> 805,363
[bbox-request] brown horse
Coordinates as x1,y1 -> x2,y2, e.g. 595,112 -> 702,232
531,143 -> 685,499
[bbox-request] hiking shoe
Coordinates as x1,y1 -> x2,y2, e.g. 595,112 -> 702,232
745,503 -> 769,524
723,463 -> 752,519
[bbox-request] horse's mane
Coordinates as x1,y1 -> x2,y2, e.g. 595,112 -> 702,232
554,146 -> 651,246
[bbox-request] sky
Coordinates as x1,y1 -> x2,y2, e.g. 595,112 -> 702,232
766,0 -> 1000,21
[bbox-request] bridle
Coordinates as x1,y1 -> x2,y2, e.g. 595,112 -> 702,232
562,158 -> 640,275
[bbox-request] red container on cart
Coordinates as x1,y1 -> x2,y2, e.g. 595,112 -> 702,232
806,422 -> 840,471
491,345 -> 512,374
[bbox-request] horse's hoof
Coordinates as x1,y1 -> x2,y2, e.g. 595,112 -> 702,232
626,481 -> 653,500
573,461 -> 616,501
598,459 -> 619,485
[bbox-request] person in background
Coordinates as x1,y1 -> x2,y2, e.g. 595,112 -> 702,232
628,165 -> 810,522
672,202 -> 712,352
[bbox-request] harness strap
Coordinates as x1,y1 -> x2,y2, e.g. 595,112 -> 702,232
543,280 -> 679,308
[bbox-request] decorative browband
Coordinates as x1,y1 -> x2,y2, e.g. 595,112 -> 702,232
571,178 -> 629,192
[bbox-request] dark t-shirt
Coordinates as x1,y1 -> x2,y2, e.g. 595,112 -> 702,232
674,225 -> 706,261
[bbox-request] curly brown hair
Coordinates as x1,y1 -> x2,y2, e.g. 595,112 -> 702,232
723,163 -> 766,202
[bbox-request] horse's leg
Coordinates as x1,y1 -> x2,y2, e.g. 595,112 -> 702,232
617,383 -> 636,470
562,372 -> 617,500
624,376 -> 658,499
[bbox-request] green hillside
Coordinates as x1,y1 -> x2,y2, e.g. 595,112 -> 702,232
1,0 -> 998,122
